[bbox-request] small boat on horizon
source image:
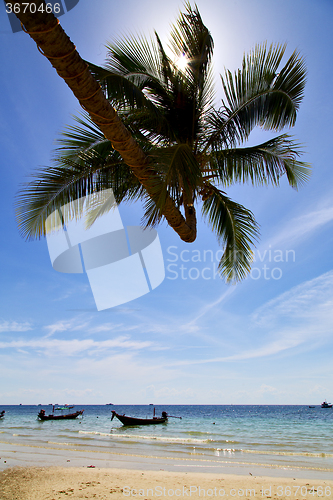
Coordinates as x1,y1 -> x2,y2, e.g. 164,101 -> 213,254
321,401 -> 332,408
37,405 -> 84,421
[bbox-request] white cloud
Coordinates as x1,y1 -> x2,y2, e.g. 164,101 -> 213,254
265,201 -> 333,250
219,330 -> 313,361
44,320 -> 74,337
185,288 -> 235,327
88,323 -> 118,333
0,321 -> 32,332
43,318 -> 142,338
88,323 -> 139,334
44,318 -> 90,338
0,335 -> 153,357
161,270 -> 333,366
252,270 -> 333,326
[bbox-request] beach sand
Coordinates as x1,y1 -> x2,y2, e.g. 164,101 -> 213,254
1,466 -> 332,500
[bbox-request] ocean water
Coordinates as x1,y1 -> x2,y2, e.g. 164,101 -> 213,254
1,405 -> 333,475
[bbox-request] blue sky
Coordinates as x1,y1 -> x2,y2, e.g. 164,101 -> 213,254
0,0 -> 332,405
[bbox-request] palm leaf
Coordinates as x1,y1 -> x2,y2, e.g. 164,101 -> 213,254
15,152 -> 143,239
155,32 -> 174,87
54,112 -> 111,159
169,3 -> 214,86
149,143 -> 202,205
207,134 -> 311,188
104,33 -> 161,78
202,187 -> 259,282
88,60 -> 163,118
206,43 -> 307,150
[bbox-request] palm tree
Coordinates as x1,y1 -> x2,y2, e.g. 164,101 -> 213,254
13,1 -> 310,281
10,0 -> 196,243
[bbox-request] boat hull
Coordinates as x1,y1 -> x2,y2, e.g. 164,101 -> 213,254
111,411 -> 167,426
38,410 -> 84,420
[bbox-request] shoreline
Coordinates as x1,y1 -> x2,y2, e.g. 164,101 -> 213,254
1,466 -> 333,500
1,441 -> 333,481
2,405 -> 332,481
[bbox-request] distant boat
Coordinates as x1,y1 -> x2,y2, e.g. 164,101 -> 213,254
106,403 -> 113,405
111,410 -> 168,426
0,410 -> 5,419
37,406 -> 84,420
309,405 -> 316,408
321,401 -> 332,408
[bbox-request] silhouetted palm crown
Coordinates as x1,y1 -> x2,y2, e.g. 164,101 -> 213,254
17,4 -> 310,281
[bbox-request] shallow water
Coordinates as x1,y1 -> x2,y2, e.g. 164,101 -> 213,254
1,405 -> 332,475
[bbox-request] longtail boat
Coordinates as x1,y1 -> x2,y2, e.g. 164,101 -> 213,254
37,406 -> 84,420
321,401 -> 332,408
111,409 -> 168,426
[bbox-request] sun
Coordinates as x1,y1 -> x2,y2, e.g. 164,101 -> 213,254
175,53 -> 189,72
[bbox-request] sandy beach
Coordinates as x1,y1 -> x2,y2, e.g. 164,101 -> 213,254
1,466 -> 333,500
2,405 -> 333,498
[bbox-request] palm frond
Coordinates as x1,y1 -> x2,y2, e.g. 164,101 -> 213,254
149,143 -> 202,205
15,152 -> 142,240
202,187 -> 259,282
88,61 -> 162,118
169,3 -> 214,85
155,32 -> 174,87
207,43 -> 307,149
84,184 -> 145,229
54,112 -> 110,159
141,192 -> 164,228
104,33 -> 162,76
207,134 -> 311,188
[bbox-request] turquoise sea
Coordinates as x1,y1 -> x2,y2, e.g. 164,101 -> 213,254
1,405 -> 333,477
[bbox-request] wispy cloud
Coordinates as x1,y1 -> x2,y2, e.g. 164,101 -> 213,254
44,319 -> 89,338
0,321 -> 32,332
186,288 -> 235,327
163,335 -> 301,366
88,323 -> 118,333
162,269 -> 333,366
44,318 -> 141,338
264,200 -> 333,250
0,335 -> 154,357
252,269 -> 333,327
88,323 -> 139,334
163,326 -> 319,366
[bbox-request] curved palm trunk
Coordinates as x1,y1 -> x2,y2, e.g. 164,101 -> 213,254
10,0 -> 196,242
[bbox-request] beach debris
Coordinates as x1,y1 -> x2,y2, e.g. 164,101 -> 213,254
87,465 -> 95,468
